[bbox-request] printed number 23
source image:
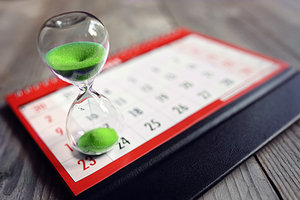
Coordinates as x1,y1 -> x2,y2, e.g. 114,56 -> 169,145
77,156 -> 96,171
144,119 -> 161,131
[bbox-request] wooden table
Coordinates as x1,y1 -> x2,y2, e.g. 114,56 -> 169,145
1,0 -> 300,199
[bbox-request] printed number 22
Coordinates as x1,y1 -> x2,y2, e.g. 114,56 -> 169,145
77,156 -> 96,171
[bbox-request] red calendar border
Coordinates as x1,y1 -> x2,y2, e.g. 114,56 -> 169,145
6,28 -> 289,196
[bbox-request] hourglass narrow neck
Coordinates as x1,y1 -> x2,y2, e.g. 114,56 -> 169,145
76,80 -> 94,93
73,81 -> 94,103
75,79 -> 101,101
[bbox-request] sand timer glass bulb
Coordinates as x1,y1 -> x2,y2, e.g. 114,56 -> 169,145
37,11 -> 123,155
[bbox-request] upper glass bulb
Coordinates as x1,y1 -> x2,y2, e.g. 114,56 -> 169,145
37,11 -> 109,87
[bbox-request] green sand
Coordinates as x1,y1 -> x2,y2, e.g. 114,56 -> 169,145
45,42 -> 105,81
77,128 -> 118,153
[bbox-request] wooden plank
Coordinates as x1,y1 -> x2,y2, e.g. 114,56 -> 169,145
0,0 -> 81,105
199,157 -> 279,200
235,0 -> 300,69
0,0 -> 43,76
0,0 -> 46,103
256,122 -> 300,200
91,0 -> 175,52
162,0 -> 300,67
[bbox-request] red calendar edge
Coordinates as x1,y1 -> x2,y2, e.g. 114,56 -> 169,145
5,28 -> 289,196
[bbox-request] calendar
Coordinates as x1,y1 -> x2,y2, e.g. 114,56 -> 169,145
6,28 -> 288,196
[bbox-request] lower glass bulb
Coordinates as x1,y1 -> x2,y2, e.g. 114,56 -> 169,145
66,88 -> 123,155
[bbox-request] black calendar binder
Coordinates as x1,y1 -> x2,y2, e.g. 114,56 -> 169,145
78,68 -> 299,199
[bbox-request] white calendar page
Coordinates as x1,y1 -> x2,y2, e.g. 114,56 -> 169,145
8,30 -> 287,195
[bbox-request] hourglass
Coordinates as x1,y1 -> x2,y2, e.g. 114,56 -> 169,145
37,11 -> 122,155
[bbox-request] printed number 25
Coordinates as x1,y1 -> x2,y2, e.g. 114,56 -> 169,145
144,119 -> 161,131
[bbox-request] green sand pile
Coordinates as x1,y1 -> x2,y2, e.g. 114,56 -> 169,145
45,42 -> 105,81
77,128 -> 118,153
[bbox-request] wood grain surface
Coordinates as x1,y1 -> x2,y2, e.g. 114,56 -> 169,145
0,0 -> 299,199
